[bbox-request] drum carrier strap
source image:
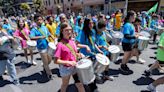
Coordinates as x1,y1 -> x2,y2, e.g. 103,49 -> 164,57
38,28 -> 50,42
61,40 -> 77,61
20,29 -> 29,40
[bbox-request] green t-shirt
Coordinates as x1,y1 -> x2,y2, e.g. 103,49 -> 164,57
157,32 -> 164,61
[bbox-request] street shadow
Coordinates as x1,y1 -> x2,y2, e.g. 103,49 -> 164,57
133,76 -> 154,85
119,53 -> 124,56
57,84 -> 90,92
0,80 -> 12,87
16,52 -> 39,57
150,47 -> 157,50
19,71 -> 50,84
108,68 -> 120,77
140,90 -> 151,92
36,58 -> 42,61
51,68 -> 60,77
149,56 -> 156,60
15,61 -> 32,69
128,60 -> 136,64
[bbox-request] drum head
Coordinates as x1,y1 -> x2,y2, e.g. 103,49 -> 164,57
140,31 -> 150,37
48,42 -> 56,49
138,36 -> 149,40
112,32 -> 123,39
27,41 -> 37,46
95,54 -> 110,65
108,45 -> 120,53
76,59 -> 92,69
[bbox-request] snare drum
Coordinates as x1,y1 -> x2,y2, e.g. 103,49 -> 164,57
111,32 -> 123,45
93,54 -> 110,74
47,42 -> 57,57
139,31 -> 151,37
76,58 -> 95,84
108,45 -> 120,62
27,40 -> 37,50
138,36 -> 149,51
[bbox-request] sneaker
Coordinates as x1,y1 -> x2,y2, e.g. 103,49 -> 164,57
31,60 -> 37,66
120,64 -> 130,72
144,70 -> 151,77
27,60 -> 31,64
137,58 -> 146,64
13,80 -> 20,86
0,76 -> 3,80
47,75 -> 53,80
103,76 -> 114,81
147,83 -> 158,92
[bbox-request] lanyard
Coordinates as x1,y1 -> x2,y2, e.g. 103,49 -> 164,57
61,40 -> 77,60
88,35 -> 95,50
20,29 -> 29,40
38,28 -> 49,42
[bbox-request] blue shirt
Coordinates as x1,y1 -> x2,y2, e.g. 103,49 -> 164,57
30,25 -> 50,50
96,31 -> 109,55
141,17 -> 147,28
122,23 -> 135,44
150,20 -> 158,32
2,24 -> 13,36
76,29 -> 97,56
55,24 -> 60,37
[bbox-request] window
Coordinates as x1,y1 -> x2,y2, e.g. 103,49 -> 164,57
46,1 -> 48,5
48,0 -> 50,5
68,0 -> 70,2
57,0 -> 59,3
54,0 -> 56,4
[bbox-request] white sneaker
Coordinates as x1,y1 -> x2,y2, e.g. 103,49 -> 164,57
31,60 -> 37,66
27,60 -> 31,64
147,83 -> 158,92
137,58 -> 146,64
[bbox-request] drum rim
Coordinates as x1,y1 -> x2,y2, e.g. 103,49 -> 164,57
95,54 -> 110,65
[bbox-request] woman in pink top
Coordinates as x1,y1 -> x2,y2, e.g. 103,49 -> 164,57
54,22 -> 85,92
14,19 -> 36,65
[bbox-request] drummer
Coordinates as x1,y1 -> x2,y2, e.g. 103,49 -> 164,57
150,15 -> 159,44
120,11 -> 140,74
46,16 -> 57,42
30,14 -> 53,80
76,18 -> 103,92
95,19 -> 114,81
54,22 -> 85,92
144,31 -> 164,76
13,19 -> 37,65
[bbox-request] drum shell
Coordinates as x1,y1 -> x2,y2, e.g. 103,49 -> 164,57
47,46 -> 55,57
76,60 -> 95,84
110,52 -> 120,62
112,38 -> 122,45
138,38 -> 149,51
93,61 -> 108,74
27,41 -> 37,50
105,31 -> 112,42
149,30 -> 156,37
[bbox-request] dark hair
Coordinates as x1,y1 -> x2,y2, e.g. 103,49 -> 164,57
97,19 -> 106,29
134,17 -> 141,23
59,22 -> 70,41
124,10 -> 136,24
82,18 -> 92,43
77,18 -> 82,27
34,13 -> 42,21
17,19 -> 25,30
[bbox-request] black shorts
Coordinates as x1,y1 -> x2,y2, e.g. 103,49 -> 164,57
122,42 -> 135,51
158,60 -> 164,64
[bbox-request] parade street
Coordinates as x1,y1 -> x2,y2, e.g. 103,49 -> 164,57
0,41 -> 163,92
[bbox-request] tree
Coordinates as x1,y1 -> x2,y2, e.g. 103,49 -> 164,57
20,3 -> 31,11
33,0 -> 45,13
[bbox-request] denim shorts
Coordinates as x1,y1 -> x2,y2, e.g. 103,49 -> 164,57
38,48 -> 48,53
59,65 -> 76,77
